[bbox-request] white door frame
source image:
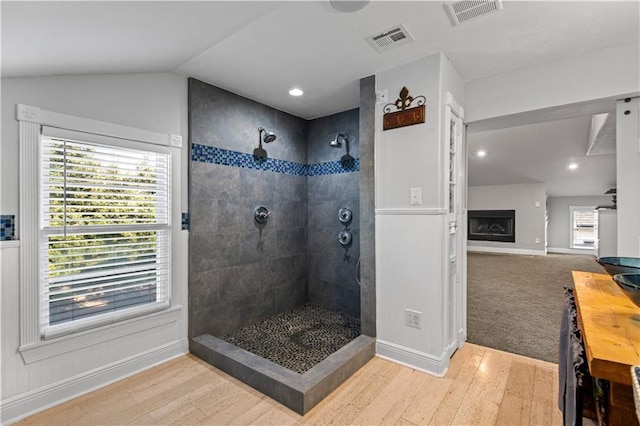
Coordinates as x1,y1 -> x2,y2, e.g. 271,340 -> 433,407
444,93 -> 467,349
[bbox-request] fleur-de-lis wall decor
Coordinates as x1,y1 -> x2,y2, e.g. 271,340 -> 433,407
383,86 -> 426,131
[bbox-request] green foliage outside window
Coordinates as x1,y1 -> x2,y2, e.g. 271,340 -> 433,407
44,139 -> 167,324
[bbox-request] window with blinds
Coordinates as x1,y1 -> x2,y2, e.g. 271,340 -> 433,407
570,206 -> 597,250
40,130 -> 171,338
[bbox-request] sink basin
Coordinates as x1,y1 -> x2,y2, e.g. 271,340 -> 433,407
612,273 -> 640,308
596,257 -> 640,276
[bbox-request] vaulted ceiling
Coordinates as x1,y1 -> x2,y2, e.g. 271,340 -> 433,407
2,1 -> 638,196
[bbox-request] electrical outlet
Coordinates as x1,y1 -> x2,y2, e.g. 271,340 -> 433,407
535,237 -> 540,244
410,187 -> 422,205
405,309 -> 422,329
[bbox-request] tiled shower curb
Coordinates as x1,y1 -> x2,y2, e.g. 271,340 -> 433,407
190,334 -> 375,414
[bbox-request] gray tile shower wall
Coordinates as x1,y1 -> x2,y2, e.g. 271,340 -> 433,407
306,109 -> 361,316
358,75 -> 376,337
188,78 -> 368,339
189,78 -> 309,338
189,79 -> 307,164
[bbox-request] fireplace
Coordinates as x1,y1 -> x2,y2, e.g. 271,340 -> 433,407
468,210 -> 515,243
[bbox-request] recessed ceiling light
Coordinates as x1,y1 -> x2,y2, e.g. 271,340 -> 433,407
477,150 -> 486,157
568,163 -> 578,170
289,88 -> 303,97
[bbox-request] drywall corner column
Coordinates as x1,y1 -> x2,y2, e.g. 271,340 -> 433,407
374,53 -> 463,375
616,97 -> 640,256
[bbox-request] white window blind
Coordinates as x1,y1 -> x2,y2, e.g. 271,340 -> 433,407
40,128 -> 171,338
570,206 -> 597,249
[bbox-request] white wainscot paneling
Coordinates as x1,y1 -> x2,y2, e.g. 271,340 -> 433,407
1,242 -> 188,424
2,245 -> 23,397
375,214 -> 451,375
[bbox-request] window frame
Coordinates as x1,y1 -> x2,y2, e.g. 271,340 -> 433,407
569,205 -> 597,250
17,104 -> 183,363
40,129 -> 172,338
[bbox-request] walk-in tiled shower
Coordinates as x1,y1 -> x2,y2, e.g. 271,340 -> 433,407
187,78 -> 376,413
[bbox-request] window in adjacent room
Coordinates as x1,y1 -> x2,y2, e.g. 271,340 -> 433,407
570,206 -> 597,249
40,129 -> 171,338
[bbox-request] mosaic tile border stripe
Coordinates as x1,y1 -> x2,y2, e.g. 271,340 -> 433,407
181,212 -> 190,231
0,215 -> 16,241
191,144 -> 359,176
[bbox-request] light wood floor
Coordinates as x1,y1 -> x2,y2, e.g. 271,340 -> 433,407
16,343 -> 562,425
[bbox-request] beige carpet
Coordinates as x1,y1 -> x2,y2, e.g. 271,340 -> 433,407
467,251 -> 604,364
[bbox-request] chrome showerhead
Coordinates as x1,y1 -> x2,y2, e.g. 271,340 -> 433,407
263,132 -> 276,144
330,133 -> 347,148
258,127 -> 276,144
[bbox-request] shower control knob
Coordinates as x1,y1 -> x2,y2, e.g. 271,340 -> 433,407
338,230 -> 352,246
338,208 -> 352,224
254,206 -> 271,224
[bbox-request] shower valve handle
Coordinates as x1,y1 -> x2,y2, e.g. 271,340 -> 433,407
254,206 -> 271,224
338,208 -> 352,224
338,230 -> 353,246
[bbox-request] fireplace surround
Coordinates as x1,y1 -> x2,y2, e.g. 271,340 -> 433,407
468,210 -> 515,243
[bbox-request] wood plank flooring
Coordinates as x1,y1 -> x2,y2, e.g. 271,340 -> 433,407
15,343 -> 562,425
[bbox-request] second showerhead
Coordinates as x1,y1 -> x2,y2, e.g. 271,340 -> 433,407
258,127 -> 277,144
330,133 -> 348,148
254,126 -> 276,158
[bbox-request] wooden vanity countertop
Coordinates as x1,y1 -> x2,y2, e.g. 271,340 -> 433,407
572,271 -> 640,386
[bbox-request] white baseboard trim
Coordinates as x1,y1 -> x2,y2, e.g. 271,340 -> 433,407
458,329 -> 467,345
467,246 -> 547,256
1,338 -> 189,425
547,247 -> 596,255
376,339 -> 449,377
442,341 -> 458,360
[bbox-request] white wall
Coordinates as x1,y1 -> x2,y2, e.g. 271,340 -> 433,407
0,73 -> 189,423
1,73 -> 189,216
465,42 -> 640,124
375,53 -> 464,375
616,97 -> 640,257
467,183 -> 546,255
547,196 -> 611,252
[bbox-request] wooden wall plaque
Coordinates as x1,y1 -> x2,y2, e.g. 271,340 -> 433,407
383,87 -> 426,131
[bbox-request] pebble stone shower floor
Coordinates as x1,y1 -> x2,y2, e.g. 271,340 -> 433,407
221,304 -> 361,374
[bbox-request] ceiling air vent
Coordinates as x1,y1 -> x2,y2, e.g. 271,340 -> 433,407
366,24 -> 414,53
445,0 -> 503,26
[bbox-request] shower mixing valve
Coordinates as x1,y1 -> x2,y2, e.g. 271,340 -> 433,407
338,230 -> 352,246
338,208 -> 352,224
254,206 -> 271,224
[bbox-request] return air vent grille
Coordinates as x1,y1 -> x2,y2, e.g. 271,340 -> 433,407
366,24 -> 414,53
445,0 -> 503,26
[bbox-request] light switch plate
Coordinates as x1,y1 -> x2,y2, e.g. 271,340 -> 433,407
376,89 -> 388,104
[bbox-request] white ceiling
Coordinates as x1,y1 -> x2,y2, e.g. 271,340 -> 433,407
467,116 -> 617,197
3,1 -> 638,120
2,0 -> 638,196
